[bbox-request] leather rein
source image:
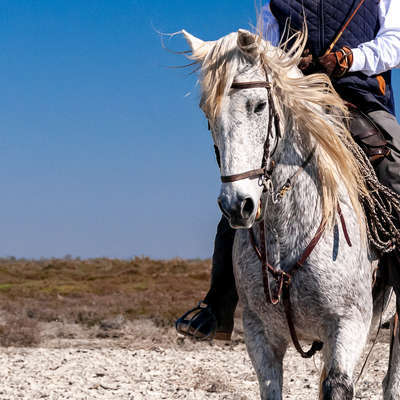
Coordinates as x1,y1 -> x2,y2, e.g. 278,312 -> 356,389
218,74 -> 351,358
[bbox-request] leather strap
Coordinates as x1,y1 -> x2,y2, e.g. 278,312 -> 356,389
337,203 -> 352,247
250,224 -> 290,305
323,0 -> 366,56
250,220 -> 325,357
249,203 -> 353,359
220,73 -> 280,186
282,287 -> 324,358
231,81 -> 271,90
295,219 -> 326,269
221,168 -> 266,183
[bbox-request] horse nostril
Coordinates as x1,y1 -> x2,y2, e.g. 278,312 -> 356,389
241,197 -> 255,219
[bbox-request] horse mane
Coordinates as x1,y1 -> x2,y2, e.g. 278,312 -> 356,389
187,29 -> 369,230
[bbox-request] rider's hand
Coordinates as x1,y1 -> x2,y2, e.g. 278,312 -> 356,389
298,49 -> 317,75
317,46 -> 353,78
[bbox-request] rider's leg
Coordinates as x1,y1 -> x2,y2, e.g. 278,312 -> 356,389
368,110 -> 400,398
370,110 -> 400,194
369,109 -> 400,293
204,216 -> 238,336
175,216 -> 237,340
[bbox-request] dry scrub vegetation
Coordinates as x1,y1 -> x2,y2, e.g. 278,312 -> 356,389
0,257 -> 211,347
0,257 -> 393,399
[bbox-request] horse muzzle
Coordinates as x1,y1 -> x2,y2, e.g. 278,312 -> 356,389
218,193 -> 258,228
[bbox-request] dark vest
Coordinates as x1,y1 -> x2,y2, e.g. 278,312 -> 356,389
269,0 -> 395,115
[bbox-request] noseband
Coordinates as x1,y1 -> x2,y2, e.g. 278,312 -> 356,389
220,73 -> 282,190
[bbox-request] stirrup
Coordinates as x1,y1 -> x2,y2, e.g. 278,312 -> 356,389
175,301 -> 217,341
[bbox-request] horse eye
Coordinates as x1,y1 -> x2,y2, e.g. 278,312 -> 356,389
254,101 -> 267,114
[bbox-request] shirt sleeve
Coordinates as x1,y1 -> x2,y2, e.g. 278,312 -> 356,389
349,0 -> 400,76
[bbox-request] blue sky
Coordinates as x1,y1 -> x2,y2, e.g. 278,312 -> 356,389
1,1 -> 399,259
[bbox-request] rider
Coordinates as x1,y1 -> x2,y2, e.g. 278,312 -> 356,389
176,0 -> 400,340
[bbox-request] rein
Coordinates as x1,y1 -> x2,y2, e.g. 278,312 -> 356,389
249,218 -> 326,358
218,74 -> 351,359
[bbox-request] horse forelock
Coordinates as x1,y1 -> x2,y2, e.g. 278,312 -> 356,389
190,29 -> 368,232
197,33 -> 246,120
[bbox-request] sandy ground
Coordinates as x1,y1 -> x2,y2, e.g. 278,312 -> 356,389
0,314 -> 394,400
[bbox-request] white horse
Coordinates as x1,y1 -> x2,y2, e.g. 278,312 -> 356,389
180,28 -> 399,399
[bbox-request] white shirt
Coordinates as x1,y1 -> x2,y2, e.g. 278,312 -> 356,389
350,0 -> 400,75
263,0 -> 400,76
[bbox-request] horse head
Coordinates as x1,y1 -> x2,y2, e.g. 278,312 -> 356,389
182,28 -> 366,230
183,29 -> 285,228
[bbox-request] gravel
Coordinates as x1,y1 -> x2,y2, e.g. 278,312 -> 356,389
0,318 -> 393,400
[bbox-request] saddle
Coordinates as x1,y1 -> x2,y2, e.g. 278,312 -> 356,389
347,105 -> 391,164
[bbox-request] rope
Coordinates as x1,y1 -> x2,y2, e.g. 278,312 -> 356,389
343,136 -> 400,253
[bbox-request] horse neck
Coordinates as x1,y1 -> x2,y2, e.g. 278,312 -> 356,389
263,123 -> 323,268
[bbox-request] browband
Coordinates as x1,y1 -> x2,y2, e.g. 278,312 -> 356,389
231,81 -> 271,90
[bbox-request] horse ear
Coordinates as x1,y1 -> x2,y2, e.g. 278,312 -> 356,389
237,29 -> 259,59
182,30 -> 213,61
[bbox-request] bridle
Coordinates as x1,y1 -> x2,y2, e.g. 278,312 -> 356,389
211,71 -> 350,359
220,72 -> 281,192
218,70 -> 318,199
216,73 -> 318,203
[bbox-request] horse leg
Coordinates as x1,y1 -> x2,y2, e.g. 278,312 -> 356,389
382,250 -> 400,399
322,366 -> 354,400
321,320 -> 370,400
383,311 -> 400,399
242,308 -> 287,400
